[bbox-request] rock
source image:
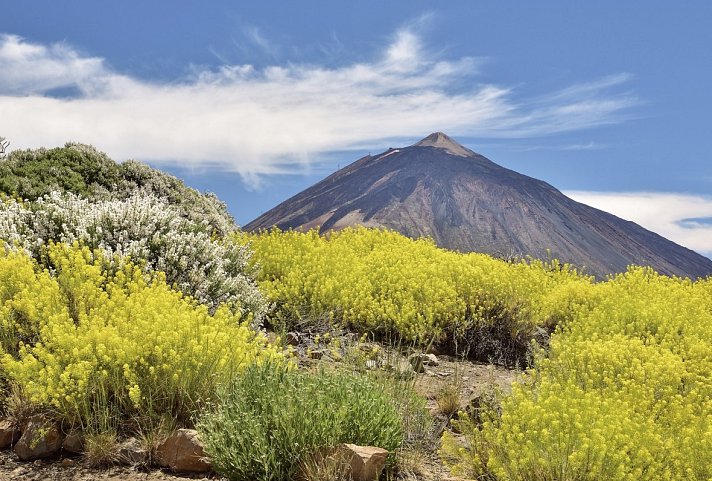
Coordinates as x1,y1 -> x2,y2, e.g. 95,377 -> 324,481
11,466 -> 27,476
155,429 -> 211,473
13,415 -> 63,461
390,359 -> 416,379
308,349 -> 325,360
406,354 -> 423,373
61,430 -> 84,454
118,437 -> 148,465
0,419 -> 20,449
61,458 -> 76,467
423,353 -> 439,366
336,443 -> 389,481
409,352 -> 439,373
416,352 -> 439,366
286,331 -> 301,346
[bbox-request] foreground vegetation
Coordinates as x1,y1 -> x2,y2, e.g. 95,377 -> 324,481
246,228 -> 712,480
242,227 -> 594,364
0,243 -> 279,436
0,144 -> 710,480
0,146 -> 427,479
442,267 -> 712,480
199,362 -> 406,481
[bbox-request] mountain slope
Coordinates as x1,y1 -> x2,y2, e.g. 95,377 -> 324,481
246,132 -> 712,279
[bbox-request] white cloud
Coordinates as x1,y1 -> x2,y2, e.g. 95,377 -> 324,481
0,34 -> 106,95
566,191 -> 712,257
513,141 -> 604,152
0,29 -> 637,187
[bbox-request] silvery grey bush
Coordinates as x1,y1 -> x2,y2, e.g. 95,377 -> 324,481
0,192 -> 267,326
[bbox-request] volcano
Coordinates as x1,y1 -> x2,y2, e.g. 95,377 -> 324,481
245,133 -> 712,279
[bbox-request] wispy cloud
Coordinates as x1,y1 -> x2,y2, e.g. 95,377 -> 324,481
513,141 -> 605,152
566,191 -> 712,257
0,34 -> 106,95
0,29 -> 637,187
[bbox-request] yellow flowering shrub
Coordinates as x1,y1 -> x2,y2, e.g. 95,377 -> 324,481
442,267 -> 712,480
0,243 -> 280,430
240,228 -> 593,358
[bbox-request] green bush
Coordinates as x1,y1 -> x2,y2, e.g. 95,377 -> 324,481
0,143 -> 235,235
197,362 -> 404,481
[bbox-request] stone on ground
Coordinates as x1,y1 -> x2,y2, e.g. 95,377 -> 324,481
118,437 -> 148,465
13,415 -> 63,461
61,430 -> 84,454
0,419 -> 20,449
336,443 -> 388,481
155,429 -> 210,473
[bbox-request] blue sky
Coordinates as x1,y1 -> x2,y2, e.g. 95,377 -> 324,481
2,1 -> 711,256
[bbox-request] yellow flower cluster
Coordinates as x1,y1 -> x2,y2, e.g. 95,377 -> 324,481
246,228 -> 711,479
443,266 -> 712,480
0,243 -> 280,428
240,227 -> 593,344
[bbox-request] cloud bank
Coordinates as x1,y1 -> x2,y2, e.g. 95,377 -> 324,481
566,191 -> 712,257
0,30 -> 636,185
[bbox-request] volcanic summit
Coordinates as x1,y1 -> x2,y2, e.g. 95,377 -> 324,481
246,133 -> 712,278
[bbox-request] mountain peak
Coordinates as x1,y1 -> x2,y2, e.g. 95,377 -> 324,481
414,132 -> 474,157
246,134 -> 712,280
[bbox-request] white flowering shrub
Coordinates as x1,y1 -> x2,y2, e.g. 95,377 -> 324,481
117,160 -> 236,236
0,192 -> 267,325
0,143 -> 236,236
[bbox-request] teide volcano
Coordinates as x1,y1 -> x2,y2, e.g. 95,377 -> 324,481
246,132 -> 712,279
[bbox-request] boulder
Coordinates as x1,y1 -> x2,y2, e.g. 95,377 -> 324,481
13,415 -> 63,461
155,429 -> 210,473
336,443 -> 389,481
0,419 -> 20,449
61,430 -> 84,454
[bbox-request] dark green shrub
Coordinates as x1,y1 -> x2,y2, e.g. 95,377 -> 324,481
197,362 -> 404,481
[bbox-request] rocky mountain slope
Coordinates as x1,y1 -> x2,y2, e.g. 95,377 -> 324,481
246,132 -> 712,279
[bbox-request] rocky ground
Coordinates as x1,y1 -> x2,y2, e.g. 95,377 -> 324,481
0,452 -> 220,481
0,331 -> 518,481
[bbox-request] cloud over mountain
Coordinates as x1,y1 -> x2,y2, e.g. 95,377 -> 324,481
0,30 -> 636,187
566,191 -> 712,257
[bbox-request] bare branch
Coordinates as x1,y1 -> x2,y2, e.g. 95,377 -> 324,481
0,137 -> 9,158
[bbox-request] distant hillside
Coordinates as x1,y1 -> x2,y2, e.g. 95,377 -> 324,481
247,132 -> 712,279
0,143 -> 235,234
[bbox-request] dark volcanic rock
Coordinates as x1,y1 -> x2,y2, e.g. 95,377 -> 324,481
246,132 -> 712,279
14,415 -> 63,461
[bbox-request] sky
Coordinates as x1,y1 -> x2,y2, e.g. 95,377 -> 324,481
1,1 -> 711,257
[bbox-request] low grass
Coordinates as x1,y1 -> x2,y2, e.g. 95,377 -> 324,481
197,361 -> 409,481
